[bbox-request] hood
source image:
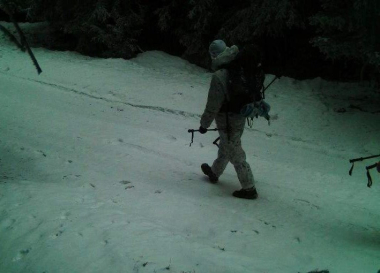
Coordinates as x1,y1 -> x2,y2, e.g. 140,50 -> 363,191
211,45 -> 239,71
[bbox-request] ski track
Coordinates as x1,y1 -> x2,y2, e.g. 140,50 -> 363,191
0,70 -> 355,162
0,71 -> 201,119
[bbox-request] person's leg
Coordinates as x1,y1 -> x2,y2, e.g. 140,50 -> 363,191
210,115 -> 230,177
228,135 -> 257,199
227,114 -> 255,189
229,136 -> 255,189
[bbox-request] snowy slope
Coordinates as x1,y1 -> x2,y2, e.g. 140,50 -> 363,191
0,22 -> 379,273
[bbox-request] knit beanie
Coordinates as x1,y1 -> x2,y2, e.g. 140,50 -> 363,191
209,40 -> 227,58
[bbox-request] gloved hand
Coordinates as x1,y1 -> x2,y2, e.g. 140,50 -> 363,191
199,126 -> 207,134
257,100 -> 270,117
377,161 -> 380,173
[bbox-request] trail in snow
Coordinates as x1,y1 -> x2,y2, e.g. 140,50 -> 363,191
0,22 -> 380,273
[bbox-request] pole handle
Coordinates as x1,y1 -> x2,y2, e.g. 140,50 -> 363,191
349,154 -> 380,163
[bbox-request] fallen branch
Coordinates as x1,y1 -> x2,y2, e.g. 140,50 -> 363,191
0,24 -> 25,50
1,0 -> 42,74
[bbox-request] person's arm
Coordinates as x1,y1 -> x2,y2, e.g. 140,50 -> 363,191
200,74 -> 225,129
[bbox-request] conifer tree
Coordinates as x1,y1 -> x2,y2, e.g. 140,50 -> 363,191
310,0 -> 380,80
28,0 -> 146,58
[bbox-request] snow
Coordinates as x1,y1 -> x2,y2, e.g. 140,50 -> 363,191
0,22 -> 379,273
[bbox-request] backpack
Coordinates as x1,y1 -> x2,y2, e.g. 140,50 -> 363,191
219,45 -> 265,114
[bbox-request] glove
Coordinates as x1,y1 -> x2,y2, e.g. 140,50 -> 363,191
258,100 -> 270,117
240,100 -> 271,119
240,103 -> 261,118
377,161 -> 380,173
199,126 -> 207,134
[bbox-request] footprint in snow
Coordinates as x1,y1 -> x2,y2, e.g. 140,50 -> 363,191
271,113 -> 279,120
120,180 -> 134,189
60,211 -> 71,220
104,138 -> 125,146
62,174 -> 81,180
167,135 -> 177,141
12,248 -> 31,262
33,150 -> 47,157
0,218 -> 16,230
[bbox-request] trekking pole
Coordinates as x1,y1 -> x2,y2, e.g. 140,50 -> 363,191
213,137 -> 220,148
262,75 -> 280,99
365,163 -> 378,188
348,154 -> 380,175
259,75 -> 280,125
263,76 -> 280,92
187,128 -> 219,147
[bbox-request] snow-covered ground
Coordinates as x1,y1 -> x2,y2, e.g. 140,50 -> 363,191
0,22 -> 379,273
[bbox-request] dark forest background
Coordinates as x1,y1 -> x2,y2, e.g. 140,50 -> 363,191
1,0 -> 379,85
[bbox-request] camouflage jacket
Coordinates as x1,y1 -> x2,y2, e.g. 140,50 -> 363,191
200,45 -> 239,129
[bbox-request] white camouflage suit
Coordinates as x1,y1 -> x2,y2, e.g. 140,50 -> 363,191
200,45 -> 255,189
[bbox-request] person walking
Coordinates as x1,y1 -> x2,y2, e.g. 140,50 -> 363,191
199,40 -> 267,200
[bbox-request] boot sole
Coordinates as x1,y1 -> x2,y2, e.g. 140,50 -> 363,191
201,164 -> 218,183
232,191 -> 258,200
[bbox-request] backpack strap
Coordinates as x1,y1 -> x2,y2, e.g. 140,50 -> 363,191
225,107 -> 231,141
216,69 -> 231,141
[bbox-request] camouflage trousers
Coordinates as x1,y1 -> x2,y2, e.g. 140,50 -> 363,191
211,113 -> 255,189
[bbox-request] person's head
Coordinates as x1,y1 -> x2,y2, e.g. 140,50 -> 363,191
209,40 -> 227,59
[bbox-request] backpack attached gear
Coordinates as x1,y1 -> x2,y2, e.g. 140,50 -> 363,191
218,44 -> 267,127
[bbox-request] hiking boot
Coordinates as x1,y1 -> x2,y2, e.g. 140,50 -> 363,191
232,187 -> 258,200
201,163 -> 218,183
